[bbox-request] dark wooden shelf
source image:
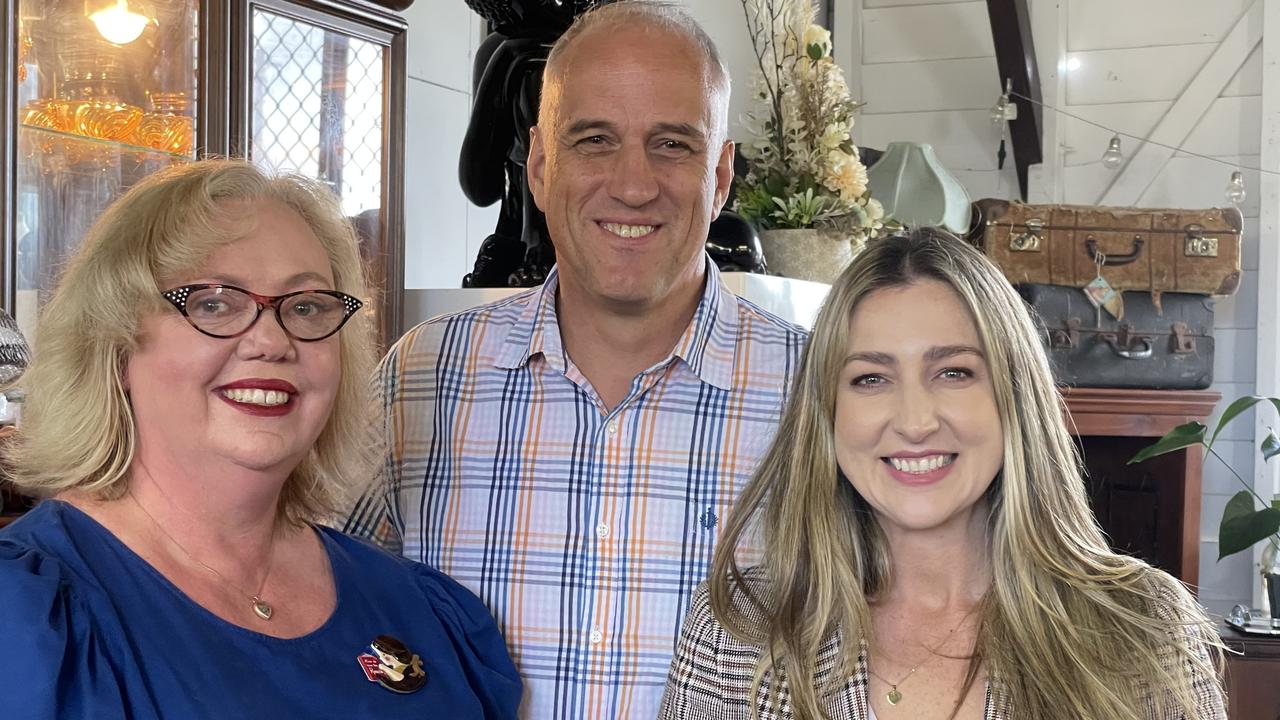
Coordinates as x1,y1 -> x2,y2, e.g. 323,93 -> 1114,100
1220,623 -> 1280,719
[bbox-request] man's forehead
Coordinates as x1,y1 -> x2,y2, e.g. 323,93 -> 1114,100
542,21 -> 728,134
555,22 -> 718,88
552,62 -> 722,127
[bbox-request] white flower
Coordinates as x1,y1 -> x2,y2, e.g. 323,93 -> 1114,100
829,156 -> 868,201
803,24 -> 832,59
866,198 -> 885,221
818,123 -> 846,151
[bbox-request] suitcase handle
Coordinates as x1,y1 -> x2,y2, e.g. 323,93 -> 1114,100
1102,334 -> 1154,360
1085,235 -> 1145,266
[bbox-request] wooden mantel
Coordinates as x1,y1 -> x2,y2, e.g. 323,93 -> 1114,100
1061,387 -> 1221,588
1062,387 -> 1222,437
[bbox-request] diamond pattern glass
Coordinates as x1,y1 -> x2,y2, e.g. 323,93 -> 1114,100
249,9 -> 384,219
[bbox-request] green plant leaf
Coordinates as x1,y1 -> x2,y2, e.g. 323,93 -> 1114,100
1127,421 -> 1206,465
1264,429 -> 1280,462
1208,396 -> 1280,448
807,43 -> 823,61
1219,491 -> 1280,559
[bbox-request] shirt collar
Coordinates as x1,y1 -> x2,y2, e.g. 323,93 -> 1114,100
494,256 -> 739,391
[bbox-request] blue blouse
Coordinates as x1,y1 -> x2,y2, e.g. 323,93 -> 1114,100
0,501 -> 522,719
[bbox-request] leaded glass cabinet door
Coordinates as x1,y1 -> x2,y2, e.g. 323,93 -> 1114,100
242,0 -> 405,347
3,0 -> 199,348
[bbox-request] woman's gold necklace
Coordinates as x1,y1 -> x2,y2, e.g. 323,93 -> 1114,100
867,606 -> 978,706
129,492 -> 277,621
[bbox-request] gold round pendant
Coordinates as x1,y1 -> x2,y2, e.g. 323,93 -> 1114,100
887,689 -> 903,705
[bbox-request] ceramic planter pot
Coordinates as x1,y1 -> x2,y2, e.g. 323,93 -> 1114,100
757,228 -> 863,285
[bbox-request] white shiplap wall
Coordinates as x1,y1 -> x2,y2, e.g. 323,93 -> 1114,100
402,3 -> 497,289
1065,0 -> 1262,615
400,0 -> 1267,609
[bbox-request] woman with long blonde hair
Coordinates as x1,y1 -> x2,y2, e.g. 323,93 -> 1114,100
659,228 -> 1223,720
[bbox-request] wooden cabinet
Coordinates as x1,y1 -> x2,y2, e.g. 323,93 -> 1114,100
1221,624 -> 1280,720
0,0 -> 409,526
1,0 -> 407,347
0,485 -> 34,528
1062,387 -> 1220,587
0,426 -> 29,529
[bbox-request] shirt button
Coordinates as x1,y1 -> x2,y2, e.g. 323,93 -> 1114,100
607,421 -> 618,434
589,628 -> 604,644
595,522 -> 610,539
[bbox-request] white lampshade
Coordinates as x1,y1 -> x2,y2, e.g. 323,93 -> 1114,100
866,142 -> 972,235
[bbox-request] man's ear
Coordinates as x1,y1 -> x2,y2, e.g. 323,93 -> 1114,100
527,125 -> 548,211
710,139 -> 735,221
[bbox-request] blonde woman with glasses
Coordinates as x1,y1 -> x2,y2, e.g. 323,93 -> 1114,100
0,160 -> 519,719
660,228 -> 1225,720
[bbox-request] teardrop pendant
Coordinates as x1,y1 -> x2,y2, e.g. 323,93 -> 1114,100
252,597 -> 274,621
887,688 -> 902,705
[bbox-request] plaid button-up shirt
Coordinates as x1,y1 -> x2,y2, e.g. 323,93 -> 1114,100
345,260 -> 807,719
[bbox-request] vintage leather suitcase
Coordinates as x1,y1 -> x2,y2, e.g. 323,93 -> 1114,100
1017,284 -> 1215,390
973,200 -> 1242,296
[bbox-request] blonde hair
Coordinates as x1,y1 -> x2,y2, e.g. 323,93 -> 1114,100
709,228 -> 1222,719
9,159 -> 381,525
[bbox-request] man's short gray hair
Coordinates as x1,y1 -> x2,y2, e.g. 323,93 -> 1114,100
544,1 -> 731,96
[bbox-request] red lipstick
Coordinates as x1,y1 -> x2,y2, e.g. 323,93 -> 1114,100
214,378 -> 297,417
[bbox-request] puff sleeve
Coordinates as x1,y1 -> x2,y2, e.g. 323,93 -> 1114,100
0,542 -> 129,720
413,562 -> 523,719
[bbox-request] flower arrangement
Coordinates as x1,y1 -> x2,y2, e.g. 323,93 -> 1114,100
735,0 -> 885,238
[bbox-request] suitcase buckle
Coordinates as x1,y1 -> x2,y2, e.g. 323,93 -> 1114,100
1050,318 -> 1080,349
1170,321 -> 1196,354
1011,218 -> 1044,252
1184,224 -> 1219,257
1100,324 -> 1154,360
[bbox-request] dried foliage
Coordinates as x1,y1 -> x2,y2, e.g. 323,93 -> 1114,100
736,0 -> 884,238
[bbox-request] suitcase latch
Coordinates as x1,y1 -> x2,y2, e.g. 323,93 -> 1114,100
1011,218 -> 1044,252
1170,321 -> 1196,354
1050,318 -> 1080,350
1100,324 -> 1154,360
1184,224 -> 1219,257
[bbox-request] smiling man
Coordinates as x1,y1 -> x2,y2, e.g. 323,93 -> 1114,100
345,2 -> 806,717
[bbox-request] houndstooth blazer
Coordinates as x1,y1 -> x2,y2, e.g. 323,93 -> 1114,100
658,571 -> 1225,720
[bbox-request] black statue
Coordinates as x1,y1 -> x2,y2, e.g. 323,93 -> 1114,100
459,0 -> 608,287
457,0 -> 766,287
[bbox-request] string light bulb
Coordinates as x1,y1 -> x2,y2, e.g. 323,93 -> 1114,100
90,0 -> 149,45
989,95 -> 1010,125
1101,135 -> 1124,169
1226,171 -> 1246,206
